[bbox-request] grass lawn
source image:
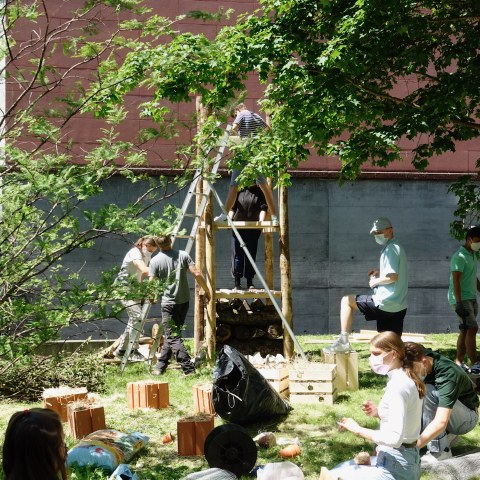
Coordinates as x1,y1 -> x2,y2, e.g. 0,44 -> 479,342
1,334 -> 479,479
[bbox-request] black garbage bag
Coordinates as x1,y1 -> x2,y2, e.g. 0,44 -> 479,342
212,345 -> 292,425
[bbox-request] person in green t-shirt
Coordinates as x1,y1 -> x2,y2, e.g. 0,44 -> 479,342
448,226 -> 480,371
405,343 -> 479,467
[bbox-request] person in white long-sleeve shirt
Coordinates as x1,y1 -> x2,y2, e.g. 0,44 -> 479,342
333,331 -> 425,480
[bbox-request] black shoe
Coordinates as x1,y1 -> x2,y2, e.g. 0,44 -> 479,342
234,278 -> 242,290
152,364 -> 166,375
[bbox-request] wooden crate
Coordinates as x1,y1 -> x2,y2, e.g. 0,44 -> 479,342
67,403 -> 106,439
321,350 -> 359,392
127,381 -> 169,409
42,387 -> 88,422
177,414 -> 215,456
289,363 -> 337,405
193,384 -> 215,415
257,367 -> 290,398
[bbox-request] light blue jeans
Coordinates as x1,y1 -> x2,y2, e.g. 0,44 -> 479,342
423,383 -> 479,452
330,447 -> 420,480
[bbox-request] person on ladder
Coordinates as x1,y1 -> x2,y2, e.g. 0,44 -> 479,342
230,185 -> 268,290
114,236 -> 158,361
214,103 -> 278,226
149,234 -> 210,376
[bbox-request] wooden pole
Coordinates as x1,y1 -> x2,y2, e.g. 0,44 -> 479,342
194,96 -> 208,356
264,179 -> 274,305
279,185 -> 294,360
205,191 -> 216,362
264,114 -> 274,303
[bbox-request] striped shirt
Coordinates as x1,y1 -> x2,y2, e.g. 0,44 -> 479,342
233,110 -> 267,138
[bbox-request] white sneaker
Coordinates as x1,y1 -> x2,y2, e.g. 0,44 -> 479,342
323,337 -> 352,354
421,448 -> 452,468
214,213 -> 227,223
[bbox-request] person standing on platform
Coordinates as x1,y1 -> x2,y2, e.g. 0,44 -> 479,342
114,236 -> 157,361
324,217 -> 408,353
214,103 -> 277,226
447,225 -> 480,372
149,234 -> 210,376
230,185 -> 268,290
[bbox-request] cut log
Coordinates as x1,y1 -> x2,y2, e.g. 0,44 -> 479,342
216,324 -> 232,342
266,323 -> 283,339
234,325 -> 251,341
218,338 -> 283,356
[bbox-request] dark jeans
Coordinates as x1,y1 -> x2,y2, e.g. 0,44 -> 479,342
155,302 -> 194,374
231,229 -> 261,280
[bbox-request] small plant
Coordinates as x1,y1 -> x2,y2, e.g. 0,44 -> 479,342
0,351 -> 107,401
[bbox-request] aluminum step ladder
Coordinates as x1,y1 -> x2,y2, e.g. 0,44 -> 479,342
120,125 -> 232,372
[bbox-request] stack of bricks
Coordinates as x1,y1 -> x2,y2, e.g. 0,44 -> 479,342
192,384 -> 215,415
127,381 -> 169,409
42,387 -> 88,422
67,401 -> 106,439
177,414 -> 215,456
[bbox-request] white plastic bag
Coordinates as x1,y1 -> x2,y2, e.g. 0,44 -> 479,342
256,461 -> 304,480
109,464 -> 138,480
183,468 -> 237,479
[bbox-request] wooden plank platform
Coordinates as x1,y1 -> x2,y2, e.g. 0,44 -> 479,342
305,330 -> 432,345
212,221 -> 279,230
215,288 -> 282,299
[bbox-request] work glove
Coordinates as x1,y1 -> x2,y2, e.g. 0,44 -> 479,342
455,302 -> 469,319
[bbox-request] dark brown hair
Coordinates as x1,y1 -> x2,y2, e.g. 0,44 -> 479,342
371,331 -> 425,399
3,408 -> 67,480
155,235 -> 172,249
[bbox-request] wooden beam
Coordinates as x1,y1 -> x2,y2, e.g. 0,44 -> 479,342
279,185 -> 294,360
213,221 -> 280,230
205,191 -> 216,363
215,288 -> 282,299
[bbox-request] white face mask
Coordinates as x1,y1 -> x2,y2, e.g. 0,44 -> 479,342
369,351 -> 393,375
142,246 -> 152,257
471,242 -> 480,252
374,234 -> 388,245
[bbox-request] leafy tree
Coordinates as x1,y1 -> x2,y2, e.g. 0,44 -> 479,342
0,0 -> 198,392
91,1 -> 480,236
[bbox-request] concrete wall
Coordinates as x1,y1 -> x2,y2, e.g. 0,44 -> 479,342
61,175 -> 463,341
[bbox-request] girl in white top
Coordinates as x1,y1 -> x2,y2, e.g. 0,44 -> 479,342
334,331 -> 425,480
115,236 -> 157,360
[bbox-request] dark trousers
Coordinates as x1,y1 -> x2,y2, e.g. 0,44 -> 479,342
231,229 -> 261,280
156,302 -> 194,374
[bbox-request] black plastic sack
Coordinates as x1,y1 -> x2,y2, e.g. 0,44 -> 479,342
212,345 -> 292,425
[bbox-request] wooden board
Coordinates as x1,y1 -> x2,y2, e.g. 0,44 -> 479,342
216,288 -> 282,299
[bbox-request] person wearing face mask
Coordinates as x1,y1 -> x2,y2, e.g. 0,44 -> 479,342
333,331 -> 424,480
447,225 -> 480,372
325,217 -> 408,353
404,342 -> 479,466
114,236 -> 158,361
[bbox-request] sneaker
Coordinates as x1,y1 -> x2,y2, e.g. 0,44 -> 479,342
323,337 -> 352,354
469,362 -> 480,374
420,448 -> 453,467
459,362 -> 471,373
129,350 -> 146,362
214,213 -> 227,223
113,349 -> 125,359
152,365 -> 166,376
234,277 -> 242,290
271,215 -> 279,226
